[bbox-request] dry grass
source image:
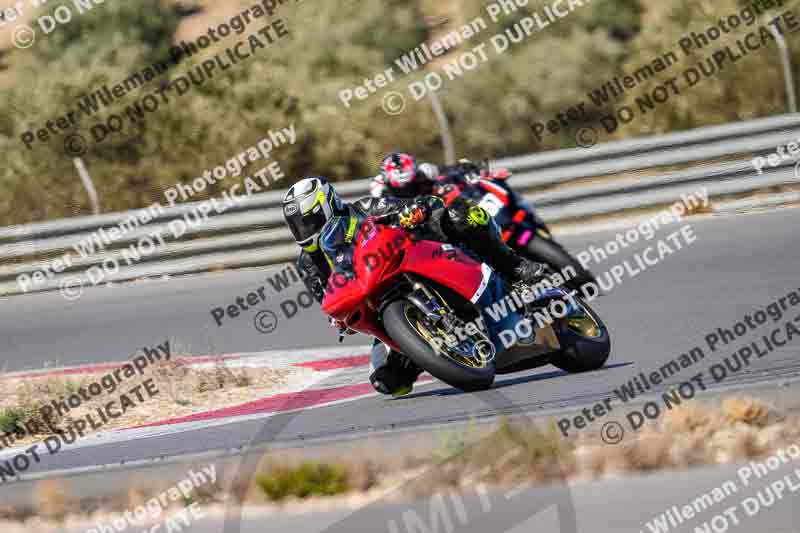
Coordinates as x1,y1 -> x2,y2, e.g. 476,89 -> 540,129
240,396 -> 800,502
0,472 -> 224,527
0,357 -> 305,449
35,480 -> 75,522
225,397 -> 800,508
0,399 -> 62,441
1,396 -> 798,528
568,397 -> 793,478
683,199 -> 714,217
147,358 -> 257,405
397,418 -> 570,497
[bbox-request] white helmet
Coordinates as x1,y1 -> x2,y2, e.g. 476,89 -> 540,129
282,177 -> 345,248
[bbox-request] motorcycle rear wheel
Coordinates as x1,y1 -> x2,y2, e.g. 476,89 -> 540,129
524,236 -> 596,291
382,299 -> 495,392
549,298 -> 610,373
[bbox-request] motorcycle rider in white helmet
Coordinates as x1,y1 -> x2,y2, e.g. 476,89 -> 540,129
282,176 -> 543,396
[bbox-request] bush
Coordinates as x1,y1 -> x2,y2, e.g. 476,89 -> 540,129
256,462 -> 351,501
436,0 -> 641,156
1,0 -> 793,227
0,0 -> 430,225
0,408 -> 25,435
0,0 -> 182,224
612,0 -> 797,137
0,402 -> 56,437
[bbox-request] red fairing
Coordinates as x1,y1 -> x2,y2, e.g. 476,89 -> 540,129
321,221 -> 486,348
396,238 -> 485,299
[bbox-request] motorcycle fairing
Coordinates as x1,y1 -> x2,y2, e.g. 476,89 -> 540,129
321,224 -> 489,350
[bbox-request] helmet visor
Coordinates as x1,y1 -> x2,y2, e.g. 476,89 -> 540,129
285,204 -> 328,245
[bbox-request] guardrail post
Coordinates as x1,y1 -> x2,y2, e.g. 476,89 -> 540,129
73,157 -> 101,215
427,91 -> 456,165
765,16 -> 797,113
422,3 -> 460,165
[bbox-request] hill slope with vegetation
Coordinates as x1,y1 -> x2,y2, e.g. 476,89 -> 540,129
0,0 -> 795,225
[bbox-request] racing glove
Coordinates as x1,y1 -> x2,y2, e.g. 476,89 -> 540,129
398,203 -> 429,229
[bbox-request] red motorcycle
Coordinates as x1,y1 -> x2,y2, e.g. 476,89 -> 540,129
321,216 -> 610,392
435,162 -> 597,292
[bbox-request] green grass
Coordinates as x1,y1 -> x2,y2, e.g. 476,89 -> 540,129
181,493 -> 195,507
63,380 -> 80,395
256,462 -> 351,501
0,408 -> 25,435
0,400 -> 61,438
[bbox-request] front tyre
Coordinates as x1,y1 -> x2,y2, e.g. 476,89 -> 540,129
549,298 -> 610,373
382,300 -> 495,392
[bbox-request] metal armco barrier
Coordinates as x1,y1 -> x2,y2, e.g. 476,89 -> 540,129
1,114 -> 799,296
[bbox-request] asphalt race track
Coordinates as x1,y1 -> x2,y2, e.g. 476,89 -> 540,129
1,206 -> 799,480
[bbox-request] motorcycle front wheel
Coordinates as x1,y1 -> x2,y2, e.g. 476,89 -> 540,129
382,299 -> 495,392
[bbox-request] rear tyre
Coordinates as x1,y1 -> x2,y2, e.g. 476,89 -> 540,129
549,298 -> 610,373
382,300 -> 495,392
524,237 -> 595,291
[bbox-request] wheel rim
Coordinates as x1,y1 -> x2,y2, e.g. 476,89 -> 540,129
566,308 -> 602,339
402,303 -> 494,369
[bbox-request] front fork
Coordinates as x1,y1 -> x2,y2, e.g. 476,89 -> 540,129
402,274 -> 497,362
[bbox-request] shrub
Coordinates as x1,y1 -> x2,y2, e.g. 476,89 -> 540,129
613,0 -> 797,137
1,0 -> 792,227
0,0 -> 429,224
0,0 -> 182,224
0,408 -> 25,435
256,462 -> 351,501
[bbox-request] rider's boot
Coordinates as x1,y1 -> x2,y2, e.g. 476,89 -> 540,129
369,341 -> 423,397
509,257 -> 545,285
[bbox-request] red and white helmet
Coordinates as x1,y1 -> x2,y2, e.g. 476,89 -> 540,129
380,152 -> 419,195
